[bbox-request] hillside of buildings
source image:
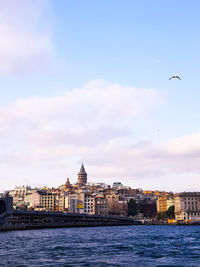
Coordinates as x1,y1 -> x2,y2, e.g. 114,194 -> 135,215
2,164 -> 200,224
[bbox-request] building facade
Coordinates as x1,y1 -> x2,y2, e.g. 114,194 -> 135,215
84,193 -> 95,215
174,192 -> 200,223
95,197 -> 109,216
106,193 -> 120,215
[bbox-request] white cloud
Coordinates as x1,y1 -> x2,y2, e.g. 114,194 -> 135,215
0,80 -> 160,189
0,80 -> 158,140
0,0 -> 55,76
1,79 -> 200,192
162,133 -> 200,156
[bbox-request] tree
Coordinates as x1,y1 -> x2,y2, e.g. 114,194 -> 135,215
156,205 -> 175,220
157,211 -> 167,220
166,205 -> 175,219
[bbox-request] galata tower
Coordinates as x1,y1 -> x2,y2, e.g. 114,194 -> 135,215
78,164 -> 87,186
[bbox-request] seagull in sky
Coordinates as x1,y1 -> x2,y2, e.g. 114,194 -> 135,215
169,75 -> 181,80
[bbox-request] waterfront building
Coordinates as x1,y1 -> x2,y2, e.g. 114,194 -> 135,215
31,190 -> 58,211
78,164 -> 87,186
40,192 -> 56,211
157,196 -> 174,213
174,192 -> 200,223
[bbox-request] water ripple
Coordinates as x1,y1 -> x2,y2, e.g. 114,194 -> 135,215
1,226 -> 200,266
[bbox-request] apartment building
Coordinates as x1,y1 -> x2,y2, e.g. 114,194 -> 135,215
106,193 -> 120,215
174,192 -> 200,223
84,193 -> 95,215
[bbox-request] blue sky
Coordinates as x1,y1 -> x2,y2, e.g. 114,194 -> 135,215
0,0 -> 200,192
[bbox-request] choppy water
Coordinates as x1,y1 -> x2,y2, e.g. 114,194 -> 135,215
1,225 -> 200,266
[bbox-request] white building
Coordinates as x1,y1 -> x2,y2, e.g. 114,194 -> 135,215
65,193 -> 84,214
175,192 -> 200,223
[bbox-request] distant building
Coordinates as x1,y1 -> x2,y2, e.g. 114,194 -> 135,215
65,194 -> 79,213
40,192 -> 56,211
65,193 -> 85,214
113,182 -> 122,189
58,192 -> 67,211
9,186 -> 35,209
84,193 -> 95,215
29,189 -> 60,211
174,192 -> 200,223
106,193 -> 120,215
118,200 -> 128,216
64,178 -> 70,190
78,164 -> 87,186
95,197 -> 109,216
65,192 -> 96,215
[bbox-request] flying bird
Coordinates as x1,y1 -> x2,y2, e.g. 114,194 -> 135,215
169,75 -> 181,80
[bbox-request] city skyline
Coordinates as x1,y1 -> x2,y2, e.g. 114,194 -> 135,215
1,0 -> 200,192
1,163 -> 198,194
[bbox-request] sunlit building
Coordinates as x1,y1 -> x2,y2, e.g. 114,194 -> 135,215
157,196 -> 174,213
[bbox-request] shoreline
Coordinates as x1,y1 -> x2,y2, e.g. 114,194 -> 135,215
1,222 -> 200,231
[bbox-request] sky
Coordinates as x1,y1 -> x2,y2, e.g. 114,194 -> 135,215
0,0 -> 200,192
